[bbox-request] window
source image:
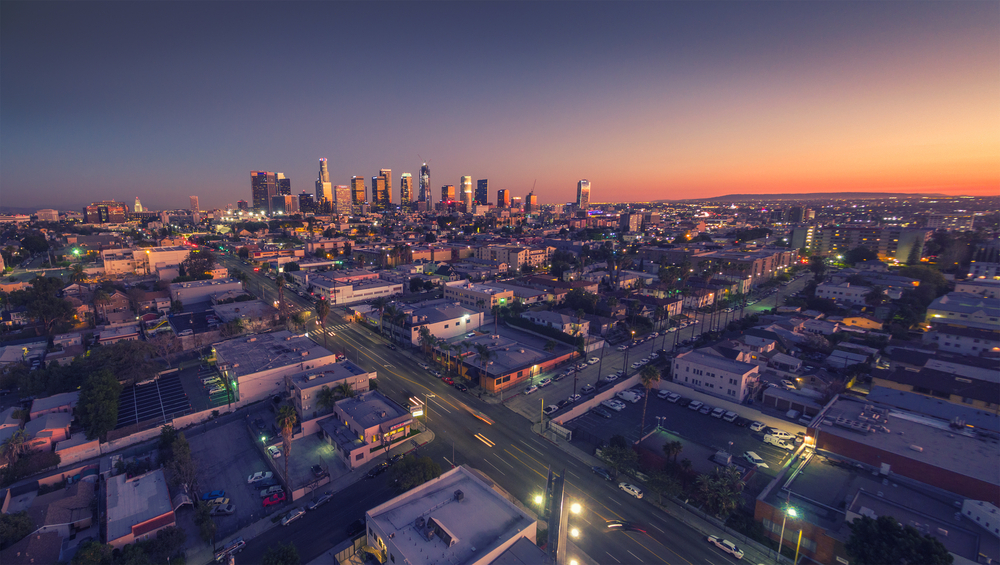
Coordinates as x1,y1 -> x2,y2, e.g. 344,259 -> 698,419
355,453 -> 364,461
391,554 -> 395,563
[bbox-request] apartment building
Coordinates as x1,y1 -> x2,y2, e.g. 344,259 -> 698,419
671,350 -> 759,403
443,280 -> 515,310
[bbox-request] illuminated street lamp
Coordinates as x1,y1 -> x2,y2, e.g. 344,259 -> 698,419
777,506 -> 798,564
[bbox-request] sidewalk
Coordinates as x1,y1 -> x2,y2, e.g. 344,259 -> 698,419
187,427 -> 436,565
531,422 -> 782,565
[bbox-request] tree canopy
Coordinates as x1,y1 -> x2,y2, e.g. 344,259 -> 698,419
390,454 -> 442,492
6,276 -> 73,335
846,515 -> 952,565
77,370 -> 121,440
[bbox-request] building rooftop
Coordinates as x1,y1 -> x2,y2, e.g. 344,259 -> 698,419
337,390 -> 409,430
212,300 -> 278,323
814,395 -> 1000,487
866,386 -> 1000,434
674,350 -> 759,375
289,360 -> 371,391
212,330 -> 336,378
106,469 -> 173,544
169,277 -> 239,290
407,303 -> 480,326
29,391 -> 79,415
460,334 -> 566,378
367,466 -> 536,565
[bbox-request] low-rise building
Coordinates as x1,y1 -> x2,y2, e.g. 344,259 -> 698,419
924,324 -> 1000,357
169,278 -> 243,305
458,333 -> 575,394
520,310 -> 589,336
815,282 -> 872,306
288,360 -> 375,421
671,349 -> 759,403
443,280 -> 515,310
29,391 -> 78,420
106,469 -> 175,549
319,390 -> 412,469
392,302 -> 484,346
926,292 -> 1000,331
955,278 -> 1000,299
365,466 -> 539,565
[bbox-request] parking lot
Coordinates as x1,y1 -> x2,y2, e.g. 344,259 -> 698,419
568,387 -> 801,477
186,415 -> 286,540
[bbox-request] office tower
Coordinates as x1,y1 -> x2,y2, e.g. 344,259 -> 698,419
351,176 -> 366,204
400,173 -> 413,207
576,179 -> 591,209
441,185 -> 456,202
525,192 -> 537,213
237,200 -> 248,211
189,196 -> 199,212
276,173 -> 291,197
460,176 -> 473,210
298,192 -> 315,214
335,185 -> 351,215
497,189 -> 511,208
134,197 -> 143,213
315,158 -> 333,204
511,196 -> 523,209
84,201 -> 127,223
270,194 -> 296,215
372,175 -> 388,211
251,171 -> 277,213
475,179 -> 489,205
419,162 -> 430,202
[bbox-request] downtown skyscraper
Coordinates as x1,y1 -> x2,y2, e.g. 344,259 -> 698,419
400,173 -> 413,207
441,185 -> 456,202
460,176 -> 472,210
251,171 -> 277,213
189,196 -> 199,212
335,185 -> 351,214
577,179 -> 591,209
419,162 -> 430,202
497,189 -> 511,208
315,158 -> 333,204
351,176 -> 366,205
475,179 -> 489,206
372,168 -> 391,211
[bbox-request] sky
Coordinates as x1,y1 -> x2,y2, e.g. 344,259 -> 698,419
1,1 -> 998,211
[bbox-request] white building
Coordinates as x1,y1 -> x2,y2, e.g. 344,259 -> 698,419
671,350 -> 759,403
366,466 -> 540,565
955,279 -> 1000,299
926,292 -> 1000,331
395,303 -> 485,346
443,280 -> 515,310
815,282 -> 872,306
310,278 -> 402,306
169,278 -> 243,305
520,310 -> 588,336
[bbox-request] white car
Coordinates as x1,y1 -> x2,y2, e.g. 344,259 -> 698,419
617,345 -> 629,351
707,535 -> 744,559
743,451 -> 769,469
618,482 -> 643,499
650,332 -> 659,338
576,363 -> 588,370
543,405 -> 559,415
567,393 -> 581,403
247,471 -> 273,484
524,385 -> 538,395
749,421 -> 767,432
601,399 -> 626,412
538,378 -> 552,388
667,327 -> 677,333
267,446 -> 282,459
630,362 -> 641,369
603,374 -> 619,383
588,357 -> 600,364
281,507 -> 306,526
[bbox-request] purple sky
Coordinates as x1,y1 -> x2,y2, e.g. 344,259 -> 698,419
2,1 -> 997,211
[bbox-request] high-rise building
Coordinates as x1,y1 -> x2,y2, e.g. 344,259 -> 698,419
351,176 -> 366,205
419,163 -> 430,202
270,194 -> 296,215
335,185 -> 351,215
441,185 -> 456,202
189,196 -> 199,212
400,173 -> 413,207
525,192 -> 538,213
475,179 -> 489,205
276,173 -> 291,196
251,171 -> 277,213
576,179 -> 591,209
134,197 -> 143,213
497,189 -> 511,208
511,196 -> 523,209
298,192 -> 315,214
315,158 -> 333,204
372,175 -> 388,211
237,200 -> 248,211
84,201 -> 127,224
460,176 -> 473,210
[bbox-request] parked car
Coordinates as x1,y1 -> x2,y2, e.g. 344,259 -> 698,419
723,411 -> 739,422
566,393 -> 581,403
311,465 -> 325,477
698,404 -> 713,415
346,519 -> 366,537
367,463 -> 389,478
524,385 -> 538,395
386,343 -> 397,350
247,471 -> 273,484
210,504 -> 235,516
441,377 -> 454,385
201,490 -> 225,501
576,363 -> 588,370
619,482 -> 643,499
543,405 -> 559,415
587,357 -> 600,365
781,379 -> 796,390
260,485 -> 284,498
592,407 -> 613,419
749,421 -> 767,432
208,497 -> 230,506
603,374 -> 619,383
687,400 -> 703,411
281,507 -> 306,526
677,397 -> 692,407
308,492 -> 333,510
454,383 -> 468,392
707,535 -> 745,559
592,466 -> 613,481
263,492 -> 286,507
580,384 -> 596,395
601,399 -> 626,412
538,378 -> 552,387
711,407 -> 726,418
767,428 -> 794,440
742,451 -> 769,469
267,446 -> 282,459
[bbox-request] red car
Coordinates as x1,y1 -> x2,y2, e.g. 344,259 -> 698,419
263,492 -> 286,507
442,377 -> 454,385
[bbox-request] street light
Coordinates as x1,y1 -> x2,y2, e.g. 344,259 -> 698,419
777,506 -> 798,564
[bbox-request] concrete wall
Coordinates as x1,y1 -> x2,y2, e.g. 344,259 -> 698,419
552,374 -> 642,424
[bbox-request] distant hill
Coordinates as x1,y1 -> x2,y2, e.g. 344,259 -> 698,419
664,192 -> 949,203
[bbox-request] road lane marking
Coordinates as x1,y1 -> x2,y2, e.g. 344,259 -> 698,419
605,552 -> 621,563
474,433 -> 495,447
628,550 -> 643,562
497,455 -> 515,468
651,524 -> 666,535
483,459 -> 506,475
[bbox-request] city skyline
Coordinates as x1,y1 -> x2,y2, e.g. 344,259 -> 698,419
1,2 -> 997,211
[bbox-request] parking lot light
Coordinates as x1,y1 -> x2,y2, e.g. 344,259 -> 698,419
534,494 -> 543,505
570,502 -> 582,514
570,527 -> 580,538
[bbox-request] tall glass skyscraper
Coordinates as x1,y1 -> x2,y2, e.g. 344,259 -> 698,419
497,189 -> 511,208
460,176 -> 472,209
335,185 -> 351,214
475,179 -> 489,205
419,163 -> 430,202
577,179 -> 591,209
316,158 -> 333,203
400,173 -> 413,207
351,176 -> 366,204
251,171 -> 277,213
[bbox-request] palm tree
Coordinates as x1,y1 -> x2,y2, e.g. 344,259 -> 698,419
474,343 -> 493,382
371,297 -> 391,337
392,309 -> 407,346
653,305 -> 665,332
275,405 -> 298,481
334,382 -> 355,399
639,365 -> 660,435
1,428 -> 28,466
663,440 -> 683,464
316,385 -> 336,413
490,303 -> 502,335
69,264 -> 86,283
275,274 -> 288,324
383,305 -> 399,343
439,342 -> 453,373
418,326 -> 434,356
315,298 -> 331,350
